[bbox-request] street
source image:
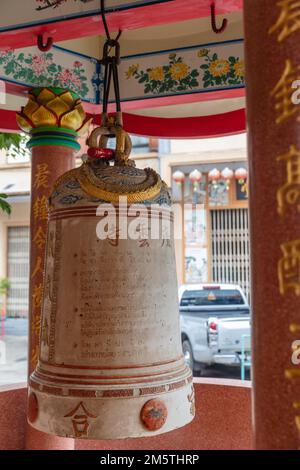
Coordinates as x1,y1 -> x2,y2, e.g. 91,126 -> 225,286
0,319 -> 28,386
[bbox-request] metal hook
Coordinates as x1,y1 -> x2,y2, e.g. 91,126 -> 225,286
210,2 -> 228,34
37,34 -> 53,52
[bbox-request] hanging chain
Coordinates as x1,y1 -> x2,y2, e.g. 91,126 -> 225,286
100,0 -> 123,127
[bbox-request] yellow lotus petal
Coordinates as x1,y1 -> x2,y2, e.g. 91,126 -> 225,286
16,113 -> 33,133
28,92 -> 36,102
74,103 -> 86,121
23,99 -> 39,120
60,109 -> 83,131
46,97 -> 70,118
36,88 -> 57,105
59,91 -> 75,107
77,117 -> 93,136
31,105 -> 58,128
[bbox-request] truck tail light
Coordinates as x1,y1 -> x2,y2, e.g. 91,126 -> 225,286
207,318 -> 218,348
209,321 -> 218,331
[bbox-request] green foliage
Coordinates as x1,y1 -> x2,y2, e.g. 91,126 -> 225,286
0,132 -> 29,214
0,194 -> 11,215
0,133 -> 26,158
0,278 -> 9,296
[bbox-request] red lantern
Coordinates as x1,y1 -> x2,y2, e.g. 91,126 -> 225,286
208,168 -> 221,187
221,167 -> 234,191
235,168 -> 248,184
208,168 -> 221,181
172,170 -> 185,186
221,167 -> 234,181
189,169 -> 202,191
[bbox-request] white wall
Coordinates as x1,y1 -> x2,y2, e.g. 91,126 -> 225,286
169,133 -> 247,154
160,134 -> 248,187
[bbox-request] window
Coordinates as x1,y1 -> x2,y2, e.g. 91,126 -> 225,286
208,180 -> 230,206
106,135 -> 150,155
130,136 -> 150,154
180,288 -> 245,307
7,227 -> 29,317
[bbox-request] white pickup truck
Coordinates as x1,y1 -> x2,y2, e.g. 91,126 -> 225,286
179,284 -> 251,374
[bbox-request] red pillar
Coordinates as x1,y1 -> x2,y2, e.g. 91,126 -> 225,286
244,0 -> 300,449
26,145 -> 75,450
16,87 -> 91,450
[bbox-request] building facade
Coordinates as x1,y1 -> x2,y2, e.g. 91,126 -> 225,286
160,134 -> 249,297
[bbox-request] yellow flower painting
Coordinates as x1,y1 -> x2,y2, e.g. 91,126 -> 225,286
209,60 -> 230,77
200,49 -> 245,87
170,62 -> 189,81
125,64 -> 139,79
125,54 -> 199,95
233,60 -> 245,79
149,66 -> 165,82
125,47 -> 245,96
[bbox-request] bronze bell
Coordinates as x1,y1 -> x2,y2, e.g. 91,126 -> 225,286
28,124 -> 194,439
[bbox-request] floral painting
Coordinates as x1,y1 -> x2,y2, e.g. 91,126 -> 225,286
124,43 -> 245,97
0,50 -> 89,98
126,54 -> 199,94
198,48 -> 245,87
35,0 -> 88,10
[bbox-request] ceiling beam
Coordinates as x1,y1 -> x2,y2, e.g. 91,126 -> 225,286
0,0 -> 243,50
0,107 -> 245,139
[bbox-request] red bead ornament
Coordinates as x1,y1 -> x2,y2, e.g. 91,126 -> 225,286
87,147 -> 115,160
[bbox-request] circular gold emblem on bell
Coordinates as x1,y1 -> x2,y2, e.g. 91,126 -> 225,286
141,399 -> 168,431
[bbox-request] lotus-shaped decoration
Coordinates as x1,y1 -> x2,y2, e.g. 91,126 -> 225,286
16,87 -> 92,136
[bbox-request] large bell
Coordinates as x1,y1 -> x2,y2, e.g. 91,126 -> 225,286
28,124 -> 194,439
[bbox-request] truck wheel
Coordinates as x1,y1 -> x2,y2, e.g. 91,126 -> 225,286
182,339 -> 194,373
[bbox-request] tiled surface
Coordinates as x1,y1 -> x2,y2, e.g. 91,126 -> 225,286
0,384 -> 27,450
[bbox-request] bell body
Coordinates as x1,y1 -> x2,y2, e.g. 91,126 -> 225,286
28,159 -> 194,439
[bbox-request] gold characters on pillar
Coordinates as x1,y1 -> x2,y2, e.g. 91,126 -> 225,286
269,11 -> 300,442
33,226 -> 47,250
269,1 -> 300,43
31,256 -> 43,280
293,402 -> 300,438
270,60 -> 300,124
33,196 -> 49,221
277,145 -> 300,216
30,162 -> 50,369
34,163 -> 50,190
278,239 -> 300,296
